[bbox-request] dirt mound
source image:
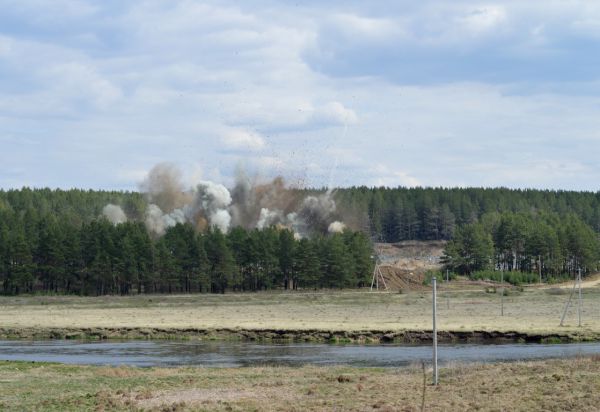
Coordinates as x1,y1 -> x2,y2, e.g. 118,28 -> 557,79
373,241 -> 445,291
368,240 -> 446,291
377,266 -> 426,291
375,241 -> 445,271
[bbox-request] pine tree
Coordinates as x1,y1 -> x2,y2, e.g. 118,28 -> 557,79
443,223 -> 493,275
321,234 -> 355,288
205,228 -> 236,293
294,238 -> 320,289
278,229 -> 296,289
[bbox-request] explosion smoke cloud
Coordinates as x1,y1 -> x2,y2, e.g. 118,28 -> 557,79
328,221 -> 346,233
139,163 -> 190,212
116,163 -> 348,238
102,204 -> 127,225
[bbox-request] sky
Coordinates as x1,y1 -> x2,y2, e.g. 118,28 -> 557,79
1,0 -> 600,191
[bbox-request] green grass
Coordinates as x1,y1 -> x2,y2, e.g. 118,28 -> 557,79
1,286 -> 600,340
2,358 -> 600,411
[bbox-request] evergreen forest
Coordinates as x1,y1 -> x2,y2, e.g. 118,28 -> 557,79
341,186 -> 600,279
1,186 -> 600,294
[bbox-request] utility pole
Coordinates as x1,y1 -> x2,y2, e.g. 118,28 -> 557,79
578,268 -> 582,327
446,268 -> 450,310
500,268 -> 504,317
432,277 -> 438,385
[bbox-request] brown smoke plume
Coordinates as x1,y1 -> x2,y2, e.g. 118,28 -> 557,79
139,163 -> 191,212
116,163 -> 349,238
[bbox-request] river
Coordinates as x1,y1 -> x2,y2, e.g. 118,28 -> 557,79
1,340 -> 599,367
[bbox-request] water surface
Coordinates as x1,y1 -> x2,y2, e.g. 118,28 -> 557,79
1,340 -> 599,368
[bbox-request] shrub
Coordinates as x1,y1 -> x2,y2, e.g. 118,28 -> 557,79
470,270 -> 538,285
547,274 -> 572,284
423,270 -> 457,286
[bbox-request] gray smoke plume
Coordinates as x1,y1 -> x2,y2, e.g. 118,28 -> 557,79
254,191 -> 341,238
328,221 -> 346,233
139,163 -> 190,212
137,164 -> 230,235
187,181 -> 233,233
292,190 -> 337,236
144,204 -> 186,236
256,208 -> 285,229
230,171 -> 299,230
106,163 -> 348,238
102,204 -> 127,225
145,204 -> 167,236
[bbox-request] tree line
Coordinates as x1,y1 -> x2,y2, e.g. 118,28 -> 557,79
4,186 -> 600,243
336,186 -> 600,242
442,211 -> 600,279
2,186 -> 600,293
3,186 -> 600,241
0,210 -> 373,295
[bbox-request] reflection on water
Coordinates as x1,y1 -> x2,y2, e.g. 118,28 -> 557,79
1,340 -> 599,368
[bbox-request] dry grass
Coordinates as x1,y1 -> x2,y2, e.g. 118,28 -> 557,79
1,286 -> 599,336
1,357 -> 600,411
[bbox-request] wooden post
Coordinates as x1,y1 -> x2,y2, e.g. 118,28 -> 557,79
370,265 -> 376,292
378,266 -> 389,291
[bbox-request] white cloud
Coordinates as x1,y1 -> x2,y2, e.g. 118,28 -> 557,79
458,6 -> 507,34
572,18 -> 600,38
4,0 -> 98,20
331,13 -> 402,39
369,164 -> 421,188
310,101 -> 358,127
221,129 -> 266,151
44,62 -> 123,108
0,1 -> 600,191
127,2 -> 255,36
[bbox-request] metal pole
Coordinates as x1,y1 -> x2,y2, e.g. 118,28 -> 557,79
500,269 -> 504,317
560,274 -> 578,326
446,269 -> 450,310
578,268 -> 582,327
432,277 -> 438,385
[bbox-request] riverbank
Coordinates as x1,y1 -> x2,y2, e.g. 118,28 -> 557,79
1,326 -> 598,344
1,288 -> 599,343
1,356 -> 599,411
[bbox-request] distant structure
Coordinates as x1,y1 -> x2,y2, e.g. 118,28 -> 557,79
370,255 -> 389,292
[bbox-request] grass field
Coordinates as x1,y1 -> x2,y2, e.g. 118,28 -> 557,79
0,282 -> 599,339
1,357 -> 599,411
1,285 -> 599,410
